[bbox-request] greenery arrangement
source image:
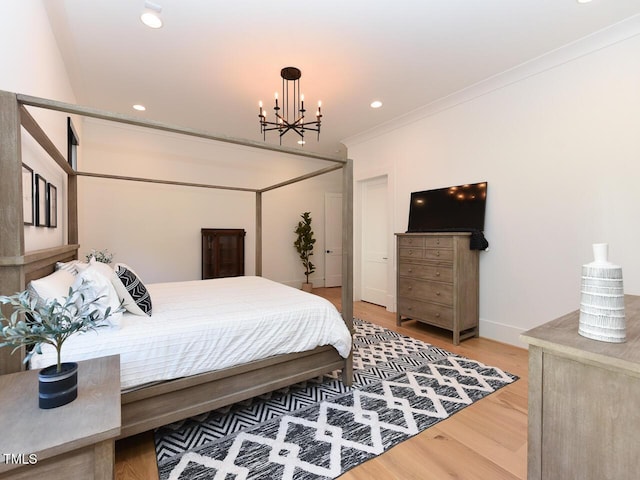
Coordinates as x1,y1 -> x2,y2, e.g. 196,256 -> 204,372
293,211 -> 316,284
0,283 -> 120,373
85,249 -> 113,264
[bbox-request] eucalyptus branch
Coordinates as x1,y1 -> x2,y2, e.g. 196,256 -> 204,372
0,281 -> 123,373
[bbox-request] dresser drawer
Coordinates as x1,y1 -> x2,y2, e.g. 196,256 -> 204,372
398,278 -> 453,305
399,247 -> 424,259
398,263 -> 453,283
398,236 -> 425,248
398,298 -> 453,329
423,249 -> 454,262
425,236 -> 453,249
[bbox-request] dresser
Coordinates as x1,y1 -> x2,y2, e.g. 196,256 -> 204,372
521,295 -> 640,480
395,232 -> 479,345
201,228 -> 245,279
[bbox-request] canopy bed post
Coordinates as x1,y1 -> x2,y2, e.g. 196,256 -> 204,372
341,158 -> 354,385
256,191 -> 262,276
0,91 -> 26,374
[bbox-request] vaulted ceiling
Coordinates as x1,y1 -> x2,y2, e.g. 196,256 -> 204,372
44,0 -> 640,156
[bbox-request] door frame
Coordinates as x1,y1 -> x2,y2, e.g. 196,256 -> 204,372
354,173 -> 395,311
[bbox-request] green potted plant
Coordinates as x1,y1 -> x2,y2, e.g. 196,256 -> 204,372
294,211 -> 316,292
85,248 -> 113,264
0,282 -> 120,409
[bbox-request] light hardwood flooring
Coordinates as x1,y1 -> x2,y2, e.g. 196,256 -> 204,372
115,287 -> 528,479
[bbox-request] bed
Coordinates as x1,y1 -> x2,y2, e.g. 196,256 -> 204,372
0,90 -> 354,439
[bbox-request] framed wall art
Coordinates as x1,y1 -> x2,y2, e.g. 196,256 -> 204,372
47,183 -> 57,228
67,117 -> 79,169
22,164 -> 34,225
35,174 -> 47,227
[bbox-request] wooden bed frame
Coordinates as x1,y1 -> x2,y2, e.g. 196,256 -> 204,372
0,90 -> 354,440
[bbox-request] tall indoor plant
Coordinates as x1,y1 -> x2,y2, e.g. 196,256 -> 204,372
0,283 -> 119,408
294,211 -> 316,292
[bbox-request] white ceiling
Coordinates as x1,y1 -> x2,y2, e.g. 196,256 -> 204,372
44,0 -> 640,156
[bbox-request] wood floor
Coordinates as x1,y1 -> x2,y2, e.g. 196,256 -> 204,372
115,287 -> 529,480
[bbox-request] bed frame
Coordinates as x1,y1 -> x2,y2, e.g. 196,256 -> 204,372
0,90 -> 354,439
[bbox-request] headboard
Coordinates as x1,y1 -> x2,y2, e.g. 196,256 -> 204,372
0,244 -> 79,375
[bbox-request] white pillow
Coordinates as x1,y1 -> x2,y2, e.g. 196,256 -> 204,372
86,257 -> 113,277
29,270 -> 75,302
72,265 -> 123,327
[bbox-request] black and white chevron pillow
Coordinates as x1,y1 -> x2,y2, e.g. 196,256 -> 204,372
113,263 -> 152,316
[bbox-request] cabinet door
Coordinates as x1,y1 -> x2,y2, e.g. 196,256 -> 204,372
217,234 -> 242,277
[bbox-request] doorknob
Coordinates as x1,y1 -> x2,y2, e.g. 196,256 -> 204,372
326,250 -> 332,253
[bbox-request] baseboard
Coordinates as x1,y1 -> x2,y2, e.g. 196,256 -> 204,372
479,318 -> 528,348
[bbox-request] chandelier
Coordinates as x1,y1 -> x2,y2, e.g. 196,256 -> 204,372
258,67 -> 322,145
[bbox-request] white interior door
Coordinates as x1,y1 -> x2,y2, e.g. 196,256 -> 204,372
361,176 -> 388,306
324,193 -> 342,287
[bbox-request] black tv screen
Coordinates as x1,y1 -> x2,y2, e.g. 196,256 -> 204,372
407,182 -> 487,233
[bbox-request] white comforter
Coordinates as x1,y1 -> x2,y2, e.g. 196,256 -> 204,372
30,276 -> 352,390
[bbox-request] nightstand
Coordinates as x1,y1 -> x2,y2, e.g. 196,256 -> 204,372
0,355 -> 121,480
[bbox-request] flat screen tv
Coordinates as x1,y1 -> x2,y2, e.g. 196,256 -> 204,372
407,182 -> 487,233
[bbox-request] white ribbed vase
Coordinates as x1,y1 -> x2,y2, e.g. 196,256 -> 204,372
578,243 -> 626,343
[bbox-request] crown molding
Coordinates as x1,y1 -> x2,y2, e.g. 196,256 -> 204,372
343,14 -> 640,148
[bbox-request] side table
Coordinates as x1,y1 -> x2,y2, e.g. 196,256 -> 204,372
0,355 -> 121,480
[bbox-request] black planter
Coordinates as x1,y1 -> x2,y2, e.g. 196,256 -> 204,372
38,362 -> 78,409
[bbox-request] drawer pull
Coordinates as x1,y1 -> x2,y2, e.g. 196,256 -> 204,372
409,250 -> 413,255
436,291 -> 441,296
435,313 -> 441,318
436,251 -> 440,257
436,239 -> 440,244
436,271 -> 440,277
408,268 -> 413,273
408,286 -> 413,291
407,306 -> 413,311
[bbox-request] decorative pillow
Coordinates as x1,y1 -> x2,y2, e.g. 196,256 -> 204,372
112,263 -> 152,316
55,260 -> 86,275
72,265 -> 123,327
29,269 -> 75,305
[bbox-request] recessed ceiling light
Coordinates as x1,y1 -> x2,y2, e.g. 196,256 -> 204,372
133,104 -> 146,111
297,140 -> 306,145
370,100 -> 383,109
577,0 -> 592,3
141,1 -> 163,28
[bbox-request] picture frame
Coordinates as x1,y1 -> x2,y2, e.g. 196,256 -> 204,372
22,164 -> 34,225
67,117 -> 79,170
47,183 -> 57,228
35,174 -> 48,227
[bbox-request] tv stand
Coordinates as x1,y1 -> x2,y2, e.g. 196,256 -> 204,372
395,232 -> 479,345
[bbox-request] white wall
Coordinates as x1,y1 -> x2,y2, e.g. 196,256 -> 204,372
0,0 -> 77,251
344,20 -> 640,346
79,119 -> 342,284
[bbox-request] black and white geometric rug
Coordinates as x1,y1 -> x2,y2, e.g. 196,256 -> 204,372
155,319 -> 517,479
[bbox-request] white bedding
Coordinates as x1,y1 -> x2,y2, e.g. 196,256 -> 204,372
30,276 -> 352,390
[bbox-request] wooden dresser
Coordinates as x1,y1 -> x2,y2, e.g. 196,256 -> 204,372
521,295 -> 640,480
395,232 -> 479,345
201,228 -> 245,279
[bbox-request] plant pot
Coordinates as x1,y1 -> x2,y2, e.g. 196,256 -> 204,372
38,362 -> 78,409
301,282 -> 313,293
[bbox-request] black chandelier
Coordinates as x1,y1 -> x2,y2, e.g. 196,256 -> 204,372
258,67 -> 322,145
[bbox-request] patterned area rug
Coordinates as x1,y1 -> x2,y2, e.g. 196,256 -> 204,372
155,319 -> 517,479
